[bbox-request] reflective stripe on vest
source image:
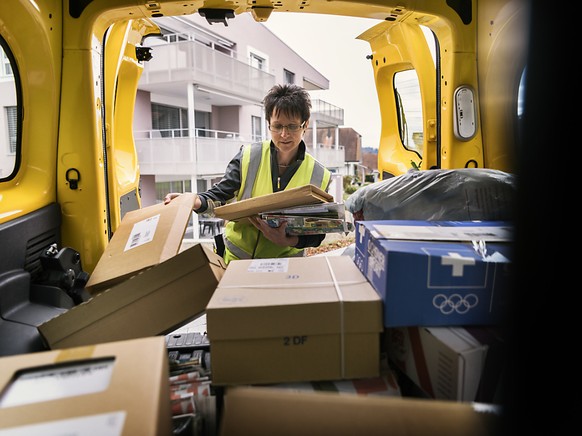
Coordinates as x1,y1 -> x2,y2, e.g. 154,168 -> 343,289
224,237 -> 253,259
310,160 -> 326,187
240,143 -> 263,200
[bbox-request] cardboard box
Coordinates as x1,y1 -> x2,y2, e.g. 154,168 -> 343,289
219,386 -> 501,436
39,243 -> 225,349
206,256 -> 383,385
262,371 -> 402,398
386,326 -> 505,402
214,184 -> 333,221
0,336 -> 172,435
86,193 -> 197,293
354,220 -> 512,326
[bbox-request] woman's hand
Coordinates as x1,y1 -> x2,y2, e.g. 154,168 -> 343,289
248,216 -> 299,247
164,193 -> 202,210
163,192 -> 182,205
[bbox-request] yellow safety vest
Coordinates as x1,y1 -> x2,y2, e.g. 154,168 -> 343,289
223,140 -> 331,264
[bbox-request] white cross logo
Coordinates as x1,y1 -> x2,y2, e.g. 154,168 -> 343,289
441,252 -> 476,277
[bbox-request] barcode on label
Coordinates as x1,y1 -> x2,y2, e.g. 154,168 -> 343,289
129,232 -> 141,248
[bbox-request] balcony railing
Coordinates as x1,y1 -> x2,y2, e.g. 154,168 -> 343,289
135,129 -> 346,176
311,99 -> 344,126
140,37 -> 275,103
306,144 -> 346,171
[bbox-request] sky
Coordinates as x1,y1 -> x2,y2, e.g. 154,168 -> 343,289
264,13 -> 383,149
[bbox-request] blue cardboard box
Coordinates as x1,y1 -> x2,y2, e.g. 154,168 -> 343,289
354,221 -> 512,327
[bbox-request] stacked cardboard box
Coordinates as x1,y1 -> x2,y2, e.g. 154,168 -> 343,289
354,220 -> 512,327
85,193 -> 200,294
29,198 -> 227,434
353,220 -> 512,402
39,196 -> 226,350
206,255 -> 383,385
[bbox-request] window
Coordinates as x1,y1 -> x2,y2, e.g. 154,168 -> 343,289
1,37 -> 19,180
394,70 -> 423,155
247,47 -> 268,72
251,116 -> 262,142
5,106 -> 17,153
155,179 -> 191,203
195,111 -> 211,137
249,53 -> 265,71
391,26 -> 436,159
284,69 -> 295,84
151,103 -> 188,137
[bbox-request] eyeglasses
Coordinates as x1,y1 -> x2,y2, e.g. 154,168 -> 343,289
268,122 -> 305,134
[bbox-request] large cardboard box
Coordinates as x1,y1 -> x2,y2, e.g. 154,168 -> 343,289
385,326 -> 505,402
219,386 -> 501,436
39,243 -> 225,349
86,193 -> 197,293
206,256 -> 383,385
213,184 -> 333,221
354,220 -> 513,326
0,336 -> 172,435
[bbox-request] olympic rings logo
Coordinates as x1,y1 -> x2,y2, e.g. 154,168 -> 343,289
432,293 -> 479,315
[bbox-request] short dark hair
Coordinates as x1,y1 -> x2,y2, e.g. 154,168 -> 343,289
263,84 -> 311,123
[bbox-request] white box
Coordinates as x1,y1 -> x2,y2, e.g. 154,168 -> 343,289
386,326 -> 504,402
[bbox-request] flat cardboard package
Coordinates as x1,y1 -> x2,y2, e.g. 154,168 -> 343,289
213,184 -> 333,221
206,256 -> 383,385
39,243 -> 225,349
86,193 -> 197,293
386,326 -> 505,402
0,336 -> 172,435
219,386 -> 501,436
354,220 -> 513,326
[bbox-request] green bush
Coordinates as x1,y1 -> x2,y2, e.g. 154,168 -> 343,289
343,175 -> 352,190
344,184 -> 358,195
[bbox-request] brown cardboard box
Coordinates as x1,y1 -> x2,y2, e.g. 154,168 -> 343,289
213,184 -> 333,221
0,336 -> 172,435
219,386 -> 501,436
39,243 -> 225,349
206,256 -> 383,385
86,193 -> 197,293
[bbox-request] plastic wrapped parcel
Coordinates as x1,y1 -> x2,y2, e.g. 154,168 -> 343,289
345,168 -> 515,222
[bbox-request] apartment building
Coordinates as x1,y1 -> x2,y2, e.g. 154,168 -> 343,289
134,13 -> 355,208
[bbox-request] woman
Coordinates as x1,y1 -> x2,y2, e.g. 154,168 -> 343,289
164,84 -> 331,263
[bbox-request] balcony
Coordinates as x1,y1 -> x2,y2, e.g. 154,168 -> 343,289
306,144 -> 346,172
140,35 -> 275,103
311,99 -> 344,126
135,129 -> 346,177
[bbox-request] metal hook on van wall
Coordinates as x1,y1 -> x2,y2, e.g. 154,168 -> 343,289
66,168 -> 81,190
